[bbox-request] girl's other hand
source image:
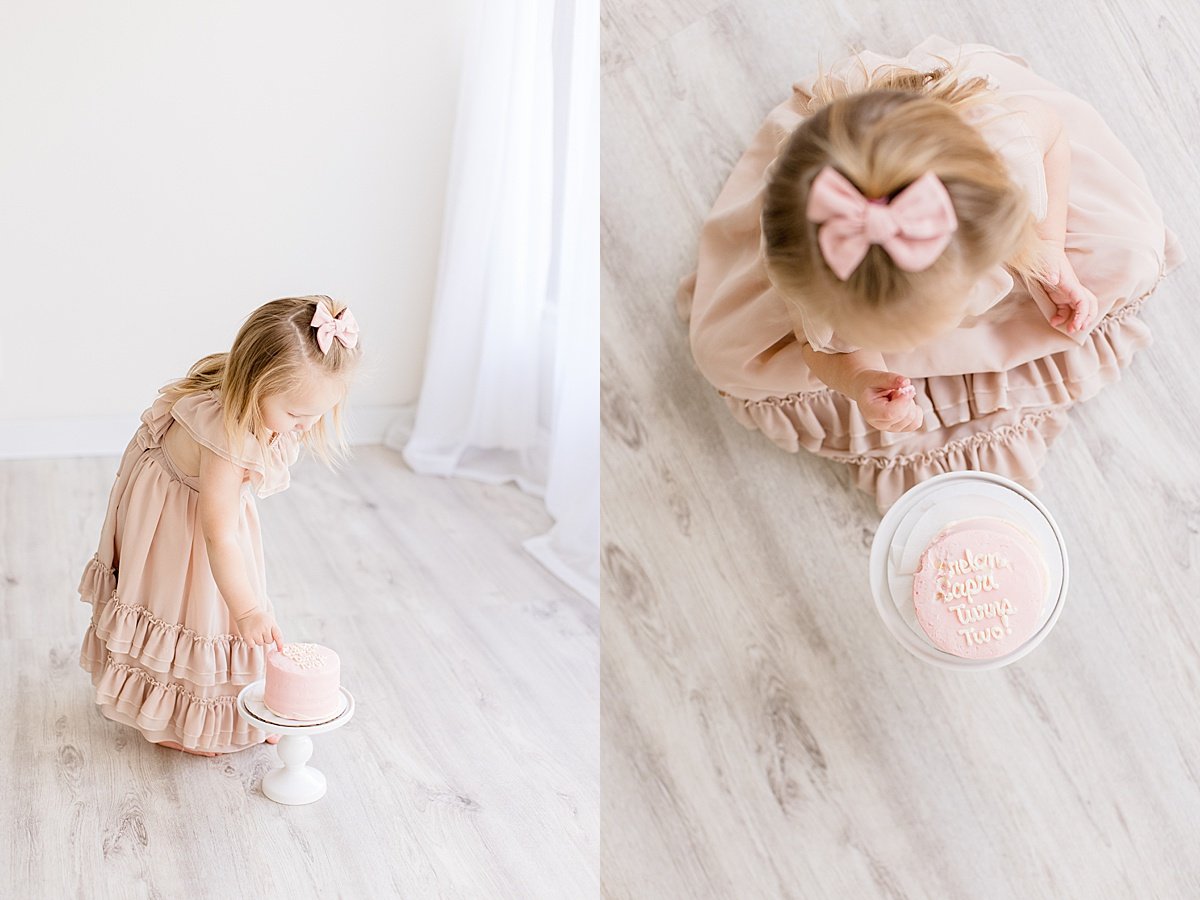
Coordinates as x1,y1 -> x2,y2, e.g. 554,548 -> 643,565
235,609 -> 284,653
1041,246 -> 1098,334
853,371 -> 923,433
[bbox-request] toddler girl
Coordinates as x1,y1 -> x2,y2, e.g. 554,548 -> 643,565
77,296 -> 361,756
678,36 -> 1183,512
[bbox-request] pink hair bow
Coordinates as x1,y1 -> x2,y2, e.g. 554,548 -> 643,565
310,304 -> 360,354
805,166 -> 958,281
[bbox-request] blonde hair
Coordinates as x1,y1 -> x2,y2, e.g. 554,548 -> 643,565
762,59 -> 1052,350
161,295 -> 361,468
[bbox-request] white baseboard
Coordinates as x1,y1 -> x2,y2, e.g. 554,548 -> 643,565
342,404 -> 408,449
0,403 -> 405,460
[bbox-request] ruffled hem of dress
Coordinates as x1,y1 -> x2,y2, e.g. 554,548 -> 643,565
79,639 -> 265,752
718,280 -> 1161,510
78,555 -> 264,687
856,407 -> 1068,512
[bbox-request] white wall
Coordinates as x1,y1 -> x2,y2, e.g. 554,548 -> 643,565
0,0 -> 475,454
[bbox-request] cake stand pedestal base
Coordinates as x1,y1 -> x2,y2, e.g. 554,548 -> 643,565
262,735 -> 327,805
235,680 -> 356,806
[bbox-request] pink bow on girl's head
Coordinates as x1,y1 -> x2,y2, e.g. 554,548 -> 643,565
310,304 -> 360,354
805,166 -> 958,281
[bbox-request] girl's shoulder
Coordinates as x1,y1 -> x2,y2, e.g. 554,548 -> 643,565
786,299 -> 862,355
801,323 -> 862,356
962,93 -> 1049,225
155,386 -> 297,498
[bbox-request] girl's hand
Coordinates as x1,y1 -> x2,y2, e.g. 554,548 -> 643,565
235,608 -> 284,653
853,371 -> 923,433
1040,246 -> 1098,334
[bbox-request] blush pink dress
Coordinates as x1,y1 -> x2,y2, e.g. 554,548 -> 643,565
678,36 -> 1184,513
77,386 -> 300,752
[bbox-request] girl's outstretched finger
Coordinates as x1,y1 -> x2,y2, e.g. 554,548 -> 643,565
885,377 -> 911,401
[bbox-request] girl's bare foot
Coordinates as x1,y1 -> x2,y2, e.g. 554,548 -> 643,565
264,734 -> 280,745
156,739 -> 224,757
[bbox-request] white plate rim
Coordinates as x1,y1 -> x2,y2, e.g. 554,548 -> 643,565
236,679 -> 355,730
868,470 -> 1070,671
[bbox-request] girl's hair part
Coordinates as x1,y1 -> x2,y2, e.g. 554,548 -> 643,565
762,56 -> 1052,349
162,295 -> 362,469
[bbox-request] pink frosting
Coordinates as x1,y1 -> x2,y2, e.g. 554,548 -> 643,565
263,642 -> 341,720
911,517 -> 1047,659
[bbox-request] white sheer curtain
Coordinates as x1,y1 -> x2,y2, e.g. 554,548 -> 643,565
384,0 -> 598,602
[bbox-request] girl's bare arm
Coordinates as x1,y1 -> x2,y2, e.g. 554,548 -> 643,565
198,446 -> 262,621
800,342 -> 888,398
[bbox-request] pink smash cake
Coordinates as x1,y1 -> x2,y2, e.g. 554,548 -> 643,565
911,517 -> 1048,660
263,642 -> 342,720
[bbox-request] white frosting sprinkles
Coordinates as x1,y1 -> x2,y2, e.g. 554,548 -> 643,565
282,642 -> 325,670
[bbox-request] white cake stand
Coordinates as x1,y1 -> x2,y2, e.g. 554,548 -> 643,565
235,679 -> 355,805
869,470 -> 1069,671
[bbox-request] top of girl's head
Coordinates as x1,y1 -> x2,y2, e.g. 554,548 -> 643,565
232,296 -> 362,381
168,295 -> 363,468
761,69 -> 1046,351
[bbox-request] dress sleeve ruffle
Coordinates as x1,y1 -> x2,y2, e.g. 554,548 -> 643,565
795,309 -> 862,355
167,389 -> 295,498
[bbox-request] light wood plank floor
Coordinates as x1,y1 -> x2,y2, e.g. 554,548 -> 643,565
0,445 -> 597,898
601,1 -> 1200,897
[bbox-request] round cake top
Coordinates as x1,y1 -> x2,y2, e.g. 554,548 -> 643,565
268,641 -> 339,673
911,517 -> 1047,660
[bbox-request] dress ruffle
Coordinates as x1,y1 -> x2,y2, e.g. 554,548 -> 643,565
80,637 -> 264,751
79,554 -> 266,688
77,551 -> 117,607
78,556 -> 268,752
717,280 -> 1158,512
